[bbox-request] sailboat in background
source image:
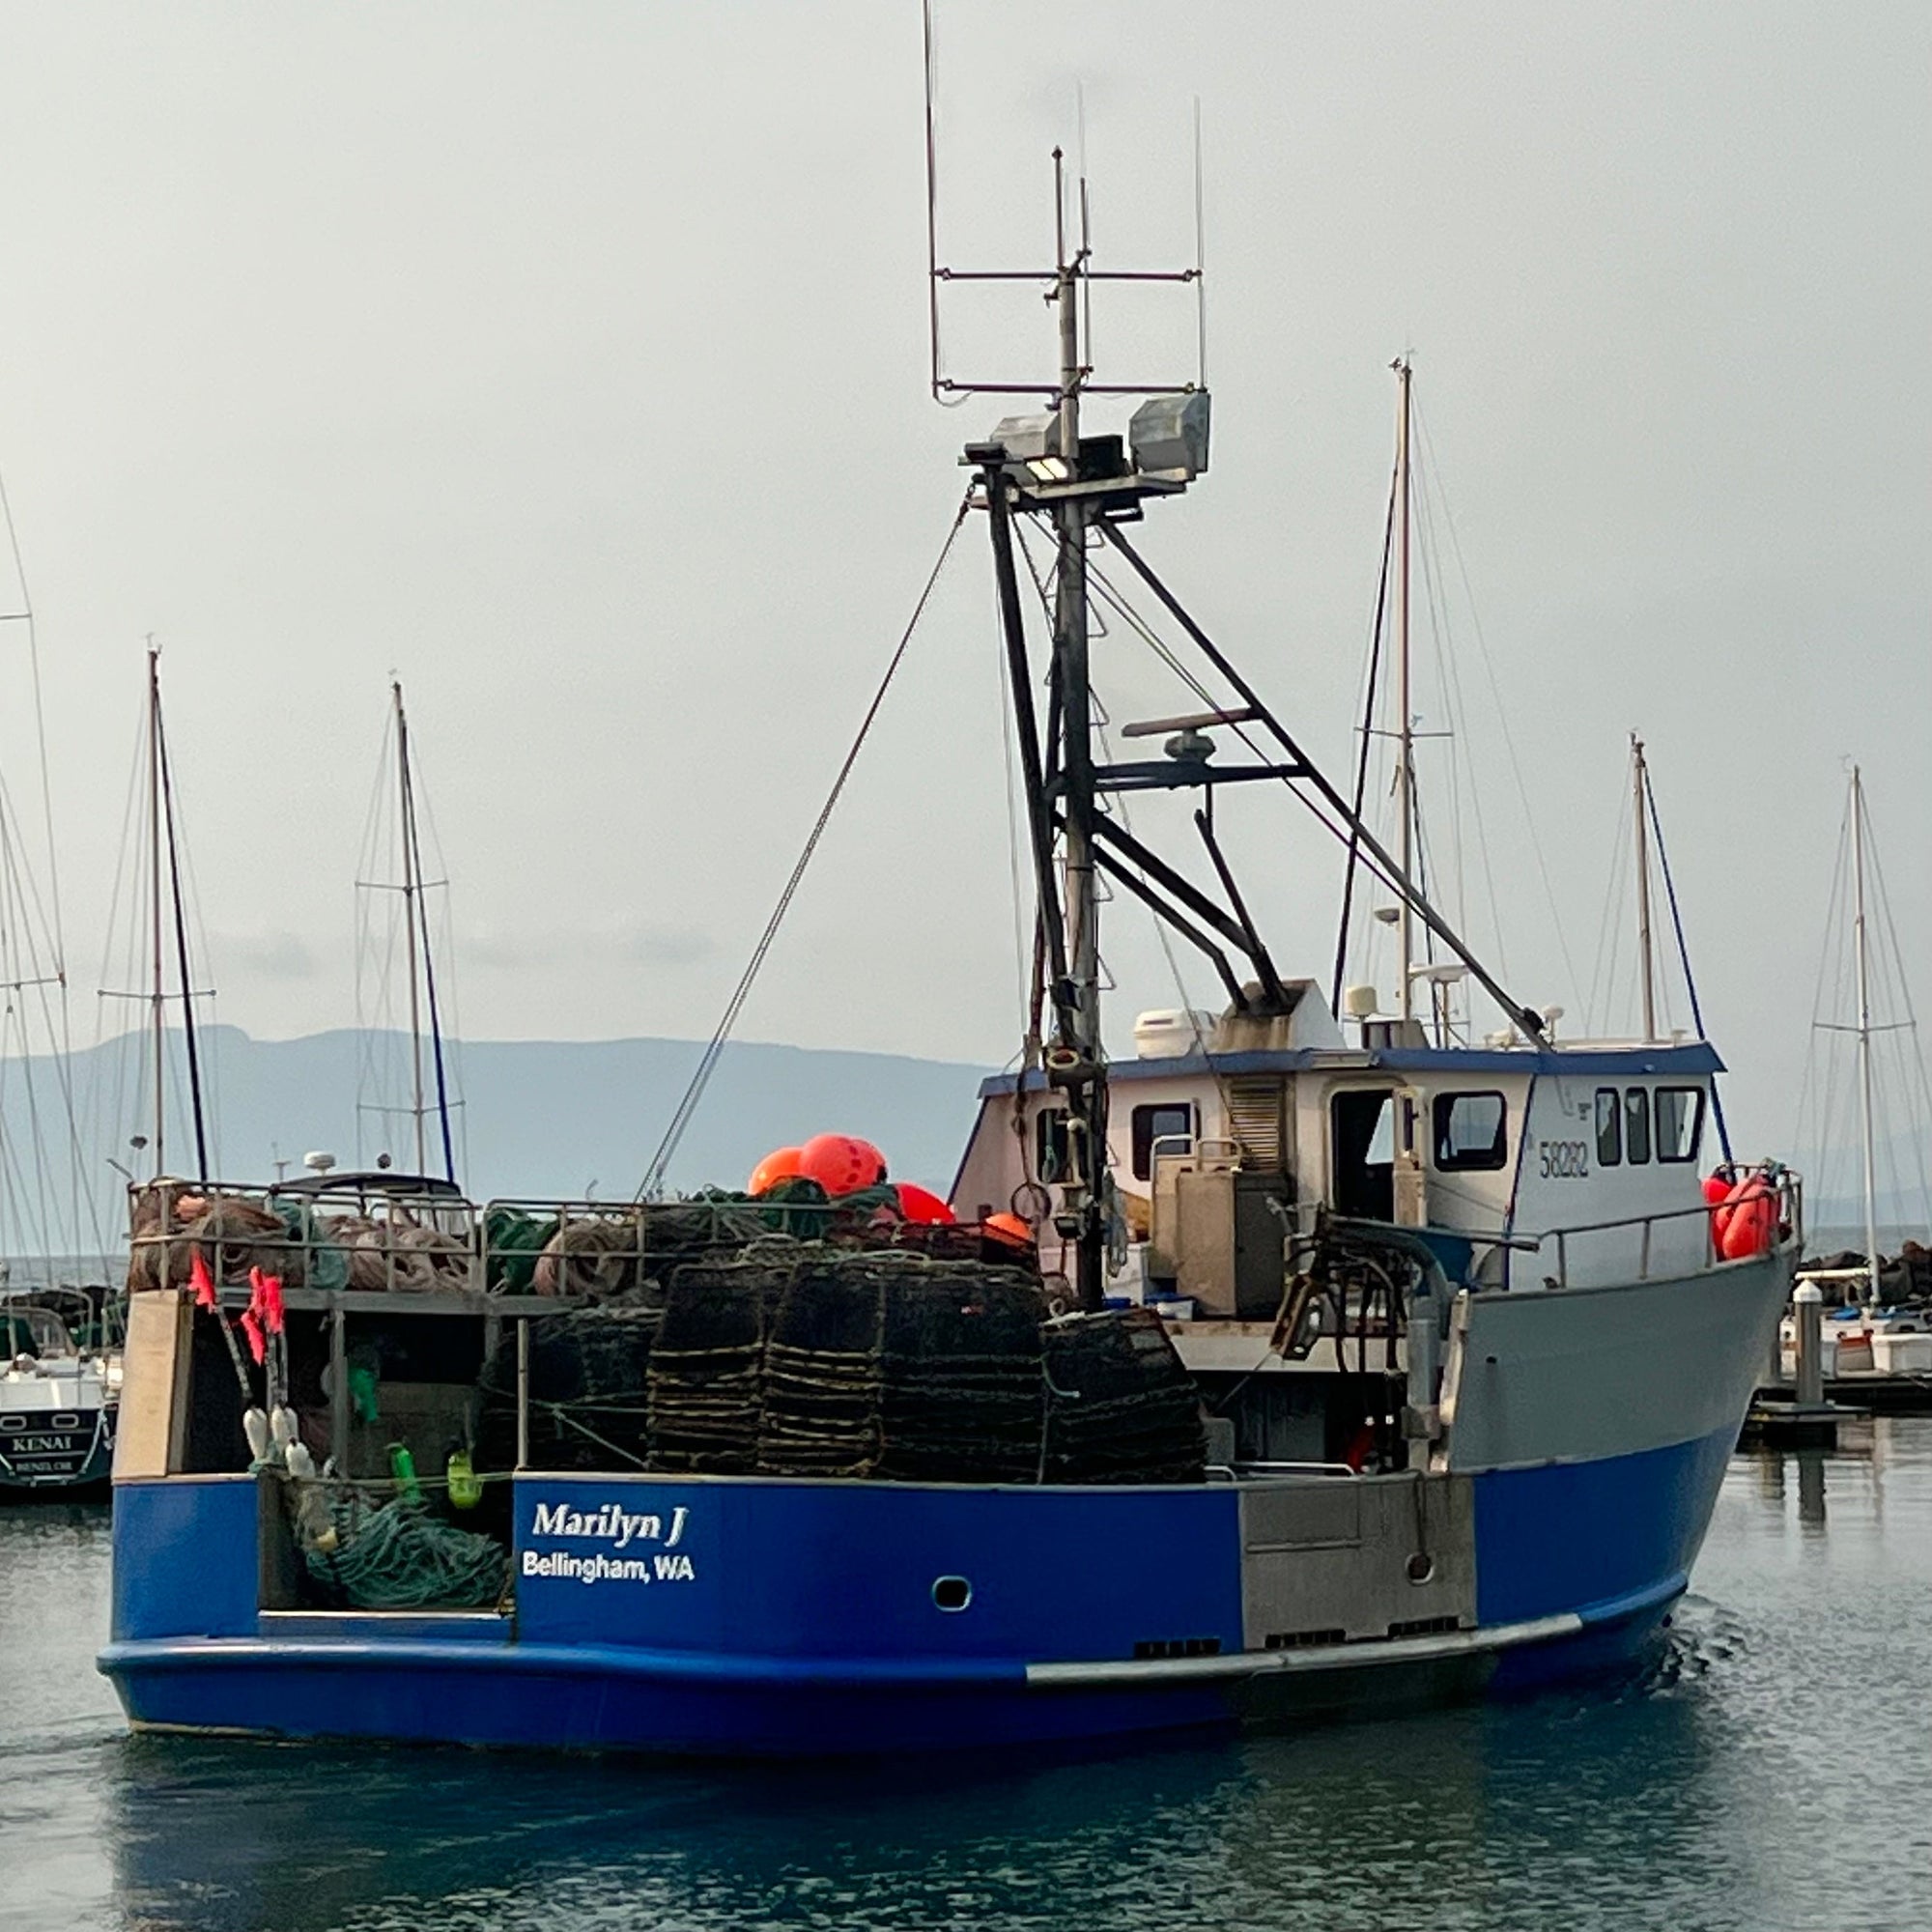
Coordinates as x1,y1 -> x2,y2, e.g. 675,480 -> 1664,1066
0,473 -> 119,1490
1789,764 -> 1932,1378
96,642 -> 218,1203
351,679 -> 462,1185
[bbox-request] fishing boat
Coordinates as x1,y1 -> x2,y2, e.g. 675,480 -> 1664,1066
99,108 -> 1799,1755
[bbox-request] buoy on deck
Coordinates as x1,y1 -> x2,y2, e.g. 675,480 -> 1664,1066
983,1210 -> 1035,1250
895,1182 -> 955,1225
797,1133 -> 888,1196
748,1146 -> 805,1196
1718,1172 -> 1776,1261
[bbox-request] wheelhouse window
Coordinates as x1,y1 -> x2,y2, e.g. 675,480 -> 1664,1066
1131,1102 -> 1196,1180
1035,1107 -> 1070,1181
1595,1089 -> 1622,1167
1433,1091 -> 1508,1172
1624,1089 -> 1653,1165
1655,1086 -> 1705,1163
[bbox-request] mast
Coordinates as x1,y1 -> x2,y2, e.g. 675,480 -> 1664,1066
1633,733 -> 1658,1042
146,641 -> 164,1176
1393,358 -> 1414,1030
394,680 -> 427,1177
1051,150 -> 1106,1314
1851,764 -> 1881,1305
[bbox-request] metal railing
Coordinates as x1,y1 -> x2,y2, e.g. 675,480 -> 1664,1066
1520,1173 -> 1803,1290
124,1178 -> 1007,1306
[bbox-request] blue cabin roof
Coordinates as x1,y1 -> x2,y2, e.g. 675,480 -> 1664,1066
976,1039 -> 1724,1100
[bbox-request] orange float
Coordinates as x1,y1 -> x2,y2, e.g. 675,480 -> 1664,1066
1718,1173 -> 1776,1261
982,1210 -> 1035,1250
796,1132 -> 889,1197
895,1182 -> 955,1225
747,1146 -> 804,1196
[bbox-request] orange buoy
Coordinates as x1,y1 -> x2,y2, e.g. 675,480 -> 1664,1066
747,1146 -> 804,1196
796,1132 -> 889,1197
1701,1170 -> 1733,1208
895,1181 -> 955,1225
982,1210 -> 1035,1250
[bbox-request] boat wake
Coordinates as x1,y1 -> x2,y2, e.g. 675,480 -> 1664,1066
1615,1594 -> 1751,1700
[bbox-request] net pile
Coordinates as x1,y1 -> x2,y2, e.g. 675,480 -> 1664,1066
1041,1307 -> 1207,1485
877,1266 -> 1047,1484
302,1492 -> 506,1610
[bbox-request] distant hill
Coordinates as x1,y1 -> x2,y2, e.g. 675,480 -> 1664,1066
56,1026 -> 993,1247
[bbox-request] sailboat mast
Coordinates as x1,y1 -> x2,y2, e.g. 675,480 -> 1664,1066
1851,764 -> 1881,1305
1393,358 -> 1414,1028
146,642 -> 164,1176
1633,733 -> 1658,1042
1051,151 -> 1106,1313
394,680 -> 428,1177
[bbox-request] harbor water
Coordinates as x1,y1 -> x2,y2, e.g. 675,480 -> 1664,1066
8,1425 -> 1932,1932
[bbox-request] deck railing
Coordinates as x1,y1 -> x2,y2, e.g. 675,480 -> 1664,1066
1494,1173 -> 1803,1290
124,1178 -> 1001,1304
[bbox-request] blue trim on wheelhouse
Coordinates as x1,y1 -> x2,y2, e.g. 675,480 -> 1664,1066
977,1039 -> 1725,1098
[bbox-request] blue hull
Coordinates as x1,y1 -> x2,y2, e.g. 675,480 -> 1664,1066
98,1420 -> 1730,1757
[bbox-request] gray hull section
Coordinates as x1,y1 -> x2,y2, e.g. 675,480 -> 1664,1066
1440,1249 -> 1791,1472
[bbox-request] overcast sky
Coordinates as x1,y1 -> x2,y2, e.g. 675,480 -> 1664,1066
0,1 -> 1924,1171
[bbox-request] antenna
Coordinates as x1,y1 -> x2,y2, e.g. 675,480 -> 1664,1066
1192,97 -> 1207,388
920,1 -> 1203,405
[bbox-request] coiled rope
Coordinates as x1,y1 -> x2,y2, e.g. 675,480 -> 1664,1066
304,1491 -> 505,1611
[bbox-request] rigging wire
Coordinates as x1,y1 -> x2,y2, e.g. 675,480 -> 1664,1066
352,707 -> 399,1164
1332,451 -> 1398,1013
156,699 -> 210,1181
1411,458 -> 1509,986
1794,796 -> 1855,1211
1582,750 -> 1634,1036
1081,548 -> 1451,975
409,737 -> 471,1182
0,470 -> 92,1261
163,706 -> 222,1172
92,684 -> 151,1210
1643,765 -> 1733,1163
1862,804 -> 1932,1231
637,495 -> 973,1199
1412,399 -> 1583,1006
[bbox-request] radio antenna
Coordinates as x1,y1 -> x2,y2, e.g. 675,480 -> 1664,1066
921,0 -> 953,404
1193,97 -> 1208,387
922,3 -> 1201,405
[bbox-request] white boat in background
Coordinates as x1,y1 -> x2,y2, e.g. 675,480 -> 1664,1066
0,1290 -> 116,1490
